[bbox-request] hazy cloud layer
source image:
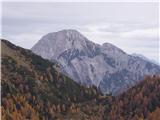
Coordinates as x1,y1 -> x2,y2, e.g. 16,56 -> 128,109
2,2 -> 159,64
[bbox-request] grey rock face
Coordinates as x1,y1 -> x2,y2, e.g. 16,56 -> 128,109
32,29 -> 160,95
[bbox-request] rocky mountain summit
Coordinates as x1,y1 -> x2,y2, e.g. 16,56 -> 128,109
32,29 -> 160,95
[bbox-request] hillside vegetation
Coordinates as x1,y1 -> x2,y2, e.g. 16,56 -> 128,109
1,40 -> 107,120
105,75 -> 160,120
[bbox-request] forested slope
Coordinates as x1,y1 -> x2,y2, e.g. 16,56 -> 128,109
105,75 -> 160,120
1,39 -> 106,120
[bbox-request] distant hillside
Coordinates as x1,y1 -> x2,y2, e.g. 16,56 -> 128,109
1,39 -> 106,120
105,75 -> 160,120
132,53 -> 159,66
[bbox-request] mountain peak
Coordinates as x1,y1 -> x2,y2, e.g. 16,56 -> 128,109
43,29 -> 85,42
31,29 -> 94,59
32,30 -> 160,95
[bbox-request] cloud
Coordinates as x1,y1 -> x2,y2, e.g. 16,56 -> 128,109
3,32 -> 42,48
81,23 -> 159,43
120,28 -> 159,40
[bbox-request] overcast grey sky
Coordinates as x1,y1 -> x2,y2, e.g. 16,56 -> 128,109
2,2 -> 159,64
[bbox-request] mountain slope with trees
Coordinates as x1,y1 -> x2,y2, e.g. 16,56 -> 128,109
1,39 -> 106,120
105,75 -> 160,120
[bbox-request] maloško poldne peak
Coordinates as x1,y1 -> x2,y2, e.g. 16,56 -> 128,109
32,29 -> 160,95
